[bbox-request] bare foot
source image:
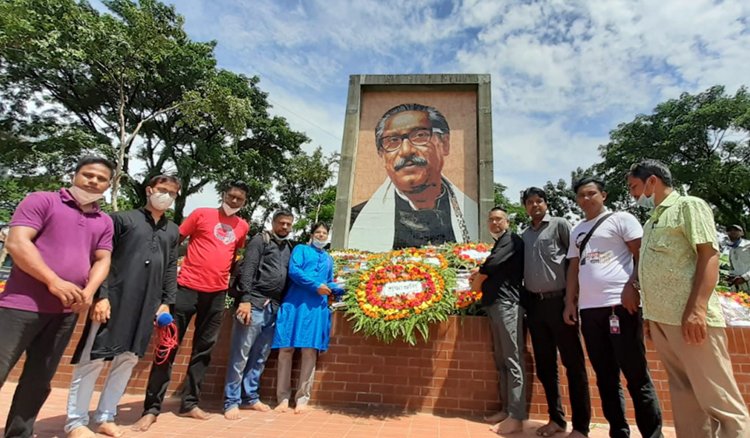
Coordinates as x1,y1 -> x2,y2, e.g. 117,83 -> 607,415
485,411 -> 509,424
274,400 -> 289,413
179,406 -> 211,420
566,430 -> 588,438
247,401 -> 271,412
294,403 -> 310,415
67,426 -> 96,438
131,414 -> 157,432
96,422 -> 124,437
224,407 -> 241,420
494,417 -> 523,435
536,421 -> 565,437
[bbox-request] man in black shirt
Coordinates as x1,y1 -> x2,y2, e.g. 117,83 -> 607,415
65,175 -> 180,438
222,210 -> 294,419
471,207 -> 527,434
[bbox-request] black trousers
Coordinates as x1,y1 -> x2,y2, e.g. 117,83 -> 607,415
0,308 -> 78,438
142,287 -> 226,416
526,294 -> 591,434
580,306 -> 662,438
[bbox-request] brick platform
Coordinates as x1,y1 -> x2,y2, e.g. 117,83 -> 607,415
7,311 -> 750,425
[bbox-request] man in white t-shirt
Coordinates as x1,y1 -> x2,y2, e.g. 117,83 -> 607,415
563,177 -> 662,438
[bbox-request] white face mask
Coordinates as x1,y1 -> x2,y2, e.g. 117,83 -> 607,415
311,238 -> 328,249
68,186 -> 103,206
222,202 -> 241,216
636,193 -> 655,210
490,231 -> 503,240
635,178 -> 656,210
149,192 -> 174,211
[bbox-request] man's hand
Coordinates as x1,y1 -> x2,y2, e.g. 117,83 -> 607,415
317,284 -> 332,296
470,273 -> 487,292
48,277 -> 84,307
563,301 -> 578,325
644,319 -> 652,341
732,276 -> 747,286
91,298 -> 111,323
621,282 -> 641,315
235,302 -> 252,325
156,304 -> 170,316
682,304 -> 708,345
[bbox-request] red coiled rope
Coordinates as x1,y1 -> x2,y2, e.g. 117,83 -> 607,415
154,322 -> 179,365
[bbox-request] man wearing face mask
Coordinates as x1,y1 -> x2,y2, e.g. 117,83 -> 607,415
626,159 -> 749,437
223,210 -> 294,419
726,224 -> 750,292
0,156 -> 115,438
64,175 -> 181,438
133,180 -> 250,431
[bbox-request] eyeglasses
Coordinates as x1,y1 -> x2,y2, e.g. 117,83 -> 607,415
153,187 -> 179,199
379,128 -> 444,153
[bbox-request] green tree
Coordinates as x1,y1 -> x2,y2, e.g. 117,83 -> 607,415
593,85 -> 750,230
277,147 -> 339,233
0,0 -> 304,220
493,182 -> 528,231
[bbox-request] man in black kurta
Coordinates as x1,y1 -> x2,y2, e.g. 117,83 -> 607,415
64,176 -> 181,438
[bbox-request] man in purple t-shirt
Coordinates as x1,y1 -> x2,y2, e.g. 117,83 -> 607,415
0,156 -> 115,438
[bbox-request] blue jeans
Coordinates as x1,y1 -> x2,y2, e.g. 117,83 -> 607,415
223,304 -> 277,411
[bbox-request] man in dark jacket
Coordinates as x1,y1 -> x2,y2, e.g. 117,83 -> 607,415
471,207 -> 526,434
64,175 -> 180,438
223,210 -> 294,419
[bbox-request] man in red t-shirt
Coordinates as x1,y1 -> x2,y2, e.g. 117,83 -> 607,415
133,181 -> 250,431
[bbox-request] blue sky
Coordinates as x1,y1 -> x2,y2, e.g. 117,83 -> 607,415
101,0 -> 750,212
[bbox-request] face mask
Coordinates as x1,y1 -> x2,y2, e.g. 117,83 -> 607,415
636,193 -> 654,210
635,178 -> 656,210
490,231 -> 503,240
68,186 -> 103,206
273,231 -> 291,240
311,239 -> 328,249
222,202 -> 241,216
149,192 -> 174,211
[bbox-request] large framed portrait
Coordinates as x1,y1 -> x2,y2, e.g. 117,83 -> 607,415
332,74 -> 493,251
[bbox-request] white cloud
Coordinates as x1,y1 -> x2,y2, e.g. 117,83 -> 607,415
123,0 -> 750,213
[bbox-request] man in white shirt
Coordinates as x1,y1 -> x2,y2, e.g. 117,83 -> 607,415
563,177 -> 662,438
727,224 -> 750,292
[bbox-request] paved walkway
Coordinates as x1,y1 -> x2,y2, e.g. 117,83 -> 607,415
1,383 -> 675,438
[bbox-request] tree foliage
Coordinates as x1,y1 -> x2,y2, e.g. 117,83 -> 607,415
277,147 -> 339,234
0,0 -> 306,221
492,183 -> 528,231
593,85 -> 750,230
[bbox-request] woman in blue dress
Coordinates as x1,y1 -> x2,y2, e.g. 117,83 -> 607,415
272,222 -> 342,413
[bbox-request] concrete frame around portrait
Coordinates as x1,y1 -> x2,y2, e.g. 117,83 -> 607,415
332,74 -> 494,249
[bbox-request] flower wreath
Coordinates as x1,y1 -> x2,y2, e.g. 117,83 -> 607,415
331,249 -> 372,280
716,286 -> 750,309
387,247 -> 450,270
345,255 -> 456,345
443,242 -> 492,270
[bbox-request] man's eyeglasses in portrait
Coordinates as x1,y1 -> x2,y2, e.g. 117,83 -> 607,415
379,128 -> 444,153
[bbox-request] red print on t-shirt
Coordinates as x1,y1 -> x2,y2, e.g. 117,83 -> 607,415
213,223 -> 237,245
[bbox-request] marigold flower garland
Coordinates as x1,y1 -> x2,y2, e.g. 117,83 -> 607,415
344,252 -> 455,345
440,243 -> 491,310
717,287 -> 750,309
442,242 -> 491,270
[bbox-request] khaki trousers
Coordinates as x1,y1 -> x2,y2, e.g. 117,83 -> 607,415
650,321 -> 749,438
276,347 -> 317,406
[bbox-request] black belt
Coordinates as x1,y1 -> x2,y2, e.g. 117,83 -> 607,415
528,290 -> 565,300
